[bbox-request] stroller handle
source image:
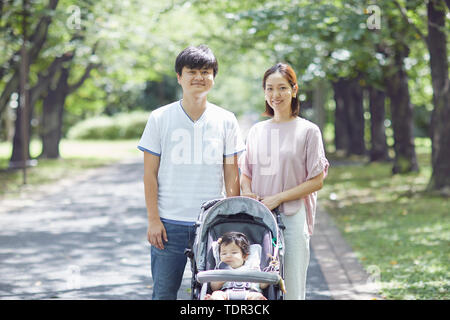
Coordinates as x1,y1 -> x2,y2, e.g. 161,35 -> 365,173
197,269 -> 281,284
272,207 -> 286,230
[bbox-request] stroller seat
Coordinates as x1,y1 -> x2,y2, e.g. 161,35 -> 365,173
205,213 -> 273,272
187,196 -> 285,300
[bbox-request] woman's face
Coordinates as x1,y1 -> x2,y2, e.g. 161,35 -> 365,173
219,242 -> 247,269
264,71 -> 297,115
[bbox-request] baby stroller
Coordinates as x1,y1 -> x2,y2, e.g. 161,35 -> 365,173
185,196 -> 286,300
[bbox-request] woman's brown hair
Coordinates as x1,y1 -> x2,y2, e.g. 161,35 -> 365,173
262,63 -> 300,117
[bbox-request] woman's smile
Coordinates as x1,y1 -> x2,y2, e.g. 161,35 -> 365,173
272,99 -> 283,105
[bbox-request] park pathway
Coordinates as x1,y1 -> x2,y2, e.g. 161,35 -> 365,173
0,157 -> 331,300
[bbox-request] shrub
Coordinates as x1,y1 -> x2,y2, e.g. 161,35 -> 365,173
67,111 -> 149,140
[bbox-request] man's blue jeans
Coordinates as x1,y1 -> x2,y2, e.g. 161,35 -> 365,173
150,220 -> 196,300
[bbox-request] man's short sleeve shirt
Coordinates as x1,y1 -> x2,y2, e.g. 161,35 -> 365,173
138,100 -> 245,222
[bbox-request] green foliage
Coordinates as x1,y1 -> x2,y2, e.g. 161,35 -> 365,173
66,110 -> 149,140
0,0 -> 444,155
321,143 -> 450,299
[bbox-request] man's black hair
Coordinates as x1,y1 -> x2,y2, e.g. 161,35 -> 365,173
175,44 -> 218,77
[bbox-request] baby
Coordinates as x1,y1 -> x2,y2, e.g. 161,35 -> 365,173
204,231 -> 267,300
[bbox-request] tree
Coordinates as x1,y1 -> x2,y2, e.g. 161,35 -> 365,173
370,1 -> 420,174
426,0 -> 450,191
368,85 -> 389,161
332,77 -> 366,156
381,42 -> 419,173
3,0 -> 60,166
197,0 -> 374,156
393,0 -> 449,190
40,47 -> 99,159
0,0 -> 59,117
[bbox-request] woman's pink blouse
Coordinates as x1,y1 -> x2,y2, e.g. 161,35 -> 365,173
239,117 -> 329,235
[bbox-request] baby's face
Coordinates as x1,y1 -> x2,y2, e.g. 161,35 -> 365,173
219,242 -> 246,269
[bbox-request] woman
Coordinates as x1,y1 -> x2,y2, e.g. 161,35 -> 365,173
239,63 -> 329,300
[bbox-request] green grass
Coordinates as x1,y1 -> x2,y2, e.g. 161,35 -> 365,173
0,139 -> 140,198
320,139 -> 449,300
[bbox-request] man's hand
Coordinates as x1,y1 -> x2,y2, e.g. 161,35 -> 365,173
147,218 -> 168,250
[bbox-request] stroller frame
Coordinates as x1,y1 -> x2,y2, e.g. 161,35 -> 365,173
185,196 -> 286,300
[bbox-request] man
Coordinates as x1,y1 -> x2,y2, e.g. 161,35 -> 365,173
138,45 -> 245,300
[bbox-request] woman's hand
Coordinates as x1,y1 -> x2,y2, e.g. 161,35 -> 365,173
261,194 -> 282,211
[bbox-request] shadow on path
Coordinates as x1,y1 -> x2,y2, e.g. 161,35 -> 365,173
0,159 -> 330,300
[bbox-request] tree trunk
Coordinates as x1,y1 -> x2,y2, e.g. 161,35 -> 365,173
384,49 -> 418,174
427,0 -> 450,191
332,77 -> 366,156
39,53 -> 98,159
6,0 -> 59,167
368,86 -> 390,162
8,52 -> 74,164
333,79 -> 350,153
40,67 -> 70,159
346,78 -> 366,155
9,98 -> 31,163
313,79 -> 326,131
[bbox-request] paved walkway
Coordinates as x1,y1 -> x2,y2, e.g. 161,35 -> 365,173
0,157 -> 379,300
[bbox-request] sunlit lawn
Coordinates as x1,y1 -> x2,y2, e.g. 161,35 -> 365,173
0,139 -> 140,198
320,139 -> 449,300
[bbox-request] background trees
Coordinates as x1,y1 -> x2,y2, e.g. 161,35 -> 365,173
0,0 -> 448,193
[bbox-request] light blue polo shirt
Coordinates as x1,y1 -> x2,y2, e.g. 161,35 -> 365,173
138,100 -> 245,224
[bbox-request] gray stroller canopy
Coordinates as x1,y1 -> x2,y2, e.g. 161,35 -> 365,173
193,196 -> 280,271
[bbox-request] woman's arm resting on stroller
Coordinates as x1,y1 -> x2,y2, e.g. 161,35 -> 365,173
144,152 -> 167,250
261,171 -> 324,210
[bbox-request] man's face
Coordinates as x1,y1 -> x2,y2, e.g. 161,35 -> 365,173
177,66 -> 215,96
